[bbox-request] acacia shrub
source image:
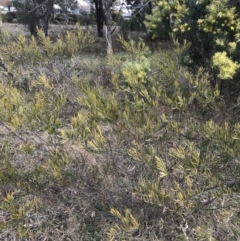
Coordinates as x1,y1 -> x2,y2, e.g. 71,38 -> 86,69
0,26 -> 103,240
144,0 -> 240,95
0,27 -> 239,240
2,12 -> 17,23
61,37 -> 240,240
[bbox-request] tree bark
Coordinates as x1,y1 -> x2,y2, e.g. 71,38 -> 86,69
0,9 -> 2,28
148,0 -> 152,14
35,0 -> 54,36
104,0 -> 113,54
94,0 -> 104,38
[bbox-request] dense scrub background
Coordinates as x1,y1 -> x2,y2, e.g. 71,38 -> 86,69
0,22 -> 240,240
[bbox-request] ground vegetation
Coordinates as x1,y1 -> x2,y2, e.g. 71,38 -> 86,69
0,21 -> 239,240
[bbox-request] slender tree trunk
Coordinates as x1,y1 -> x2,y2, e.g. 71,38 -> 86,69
148,0 -> 152,14
94,0 -> 104,37
104,0 -> 113,54
0,9 -> 2,27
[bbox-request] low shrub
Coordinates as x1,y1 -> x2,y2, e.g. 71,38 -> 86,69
144,0 -> 240,96
0,25 -> 239,241
77,12 -> 96,28
121,16 -> 142,31
2,12 -> 17,23
52,14 -> 65,24
68,13 -> 80,24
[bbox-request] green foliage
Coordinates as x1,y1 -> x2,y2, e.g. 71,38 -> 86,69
59,37 -> 239,239
212,51 -> 239,79
111,10 -> 119,22
52,14 -> 66,24
121,17 -> 142,32
0,191 -> 40,238
108,208 -> 139,240
144,0 -> 240,93
2,12 -> 17,23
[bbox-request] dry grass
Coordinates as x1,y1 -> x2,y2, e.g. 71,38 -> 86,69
1,23 -> 77,37
1,22 -> 173,50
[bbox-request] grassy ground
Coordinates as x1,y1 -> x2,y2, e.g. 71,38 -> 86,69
1,23 -> 239,241
0,22 -> 173,49
0,23 -> 149,240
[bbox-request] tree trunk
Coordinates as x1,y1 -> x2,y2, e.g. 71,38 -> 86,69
104,1 -> 113,54
38,16 -> 50,35
94,0 -> 104,38
148,0 -> 152,14
35,0 -> 54,36
0,9 -> 2,28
